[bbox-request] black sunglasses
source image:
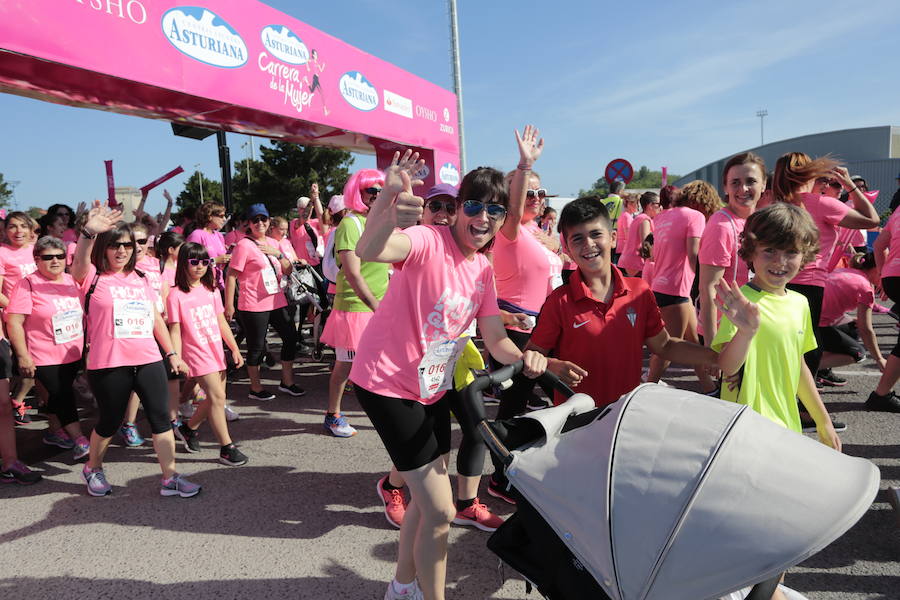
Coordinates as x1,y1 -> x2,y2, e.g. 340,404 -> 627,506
109,241 -> 135,250
188,258 -> 213,266
250,215 -> 269,224
462,200 -> 507,220
38,253 -> 66,262
427,200 -> 456,215
212,212 -> 226,218
816,178 -> 842,189
526,188 -> 547,199
364,187 -> 382,196
135,238 -> 149,245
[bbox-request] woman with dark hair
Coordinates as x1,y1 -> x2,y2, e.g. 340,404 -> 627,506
71,202 -> 199,498
169,243 -> 246,465
617,192 -> 661,277
352,141 -> 547,600
7,236 -> 89,461
186,201 -> 229,287
659,184 -> 680,211
43,204 -> 77,244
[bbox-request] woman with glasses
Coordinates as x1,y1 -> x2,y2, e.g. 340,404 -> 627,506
319,169 -> 387,438
7,236 -> 89,462
225,203 -> 302,401
618,192 -> 661,277
71,202 -> 199,498
187,202 -> 230,287
422,184 -> 457,227
351,141 -> 547,600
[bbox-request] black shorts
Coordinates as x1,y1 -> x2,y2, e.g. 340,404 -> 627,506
653,291 -> 690,307
355,385 -> 451,472
0,339 -> 12,379
819,325 -> 865,362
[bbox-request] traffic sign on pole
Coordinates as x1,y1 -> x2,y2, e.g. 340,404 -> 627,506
605,158 -> 634,184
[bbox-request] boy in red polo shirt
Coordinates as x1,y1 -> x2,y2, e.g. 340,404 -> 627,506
530,197 -> 727,407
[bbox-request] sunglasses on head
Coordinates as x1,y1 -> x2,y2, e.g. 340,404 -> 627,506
363,187 -> 383,196
109,241 -> 135,250
38,253 -> 66,262
188,258 -> 213,267
427,200 -> 456,215
526,188 -> 547,199
250,215 -> 269,224
462,200 -> 507,220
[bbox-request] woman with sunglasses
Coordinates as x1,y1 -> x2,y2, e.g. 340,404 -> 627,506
187,201 -> 230,286
351,144 -> 547,600
618,192 -> 661,277
71,202 -> 199,497
169,243 -> 247,465
225,203 -> 302,401
319,169 -> 387,438
422,184 -> 458,227
7,236 -> 89,462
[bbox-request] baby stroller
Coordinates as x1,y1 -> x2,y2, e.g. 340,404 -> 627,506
285,263 -> 328,361
462,362 -> 880,600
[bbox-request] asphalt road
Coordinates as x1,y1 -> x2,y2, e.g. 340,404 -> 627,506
2,315 -> 899,599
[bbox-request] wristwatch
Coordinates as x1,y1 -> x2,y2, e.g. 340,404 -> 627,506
80,228 -> 97,239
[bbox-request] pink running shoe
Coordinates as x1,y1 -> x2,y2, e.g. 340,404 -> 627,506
376,475 -> 407,529
452,498 -> 504,532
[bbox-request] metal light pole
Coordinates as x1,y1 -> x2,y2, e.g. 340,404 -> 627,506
241,140 -> 252,186
194,163 -> 204,203
756,109 -> 768,146
8,180 -> 20,210
448,0 -> 466,173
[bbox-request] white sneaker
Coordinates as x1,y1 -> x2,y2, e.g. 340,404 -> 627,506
384,580 -> 423,600
224,406 -> 239,422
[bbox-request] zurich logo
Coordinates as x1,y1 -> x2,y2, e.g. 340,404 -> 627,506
260,25 -> 309,65
162,7 -> 248,68
339,71 -> 379,111
439,162 -> 460,186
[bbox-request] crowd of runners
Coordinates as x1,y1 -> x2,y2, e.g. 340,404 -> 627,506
2,126 -> 900,600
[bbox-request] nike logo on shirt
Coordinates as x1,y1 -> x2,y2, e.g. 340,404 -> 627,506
573,320 -> 590,328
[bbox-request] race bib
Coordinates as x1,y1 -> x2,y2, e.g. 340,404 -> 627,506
113,299 -> 153,339
417,336 -> 469,399
51,308 -> 84,345
261,264 -> 279,295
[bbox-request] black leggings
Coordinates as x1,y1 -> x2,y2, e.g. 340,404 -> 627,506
34,361 -> 81,427
786,283 -> 824,376
237,307 -> 298,366
489,328 -> 555,421
882,277 -> 900,357
88,361 -> 170,437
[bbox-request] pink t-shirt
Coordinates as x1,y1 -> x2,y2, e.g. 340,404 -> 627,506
62,229 -> 78,244
699,209 -> 750,286
229,237 -> 288,312
187,228 -> 227,260
0,243 -> 37,299
166,285 -> 226,377
882,210 -> 900,278
820,268 -> 875,327
7,272 -> 84,366
618,213 -> 652,273
650,206 -> 705,297
223,229 -> 246,248
289,218 -> 322,265
276,236 -> 297,262
136,255 -> 164,305
350,225 -> 500,404
642,261 -> 655,285
160,263 -> 177,288
616,211 -> 634,252
492,222 -> 562,317
791,193 -> 851,287
80,265 -> 161,370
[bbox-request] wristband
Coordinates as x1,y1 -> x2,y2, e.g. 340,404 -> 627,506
80,228 -> 97,240
517,163 -> 533,171
846,186 -> 859,194
165,351 -> 178,358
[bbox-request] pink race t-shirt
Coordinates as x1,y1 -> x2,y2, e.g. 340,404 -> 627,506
820,268 -> 875,327
350,225 -> 500,404
160,264 -> 176,288
187,229 -> 227,260
166,285 -> 226,377
7,272 -> 84,366
277,236 -> 297,262
80,265 -> 161,370
699,209 -> 750,287
223,229 -> 246,248
650,206 -> 705,297
881,210 -> 900,278
289,218 -> 322,265
617,213 -> 652,273
228,237 -> 288,312
0,243 -> 36,298
62,229 -> 78,244
492,223 -> 562,319
136,255 -> 165,309
616,211 -> 634,252
791,193 -> 851,287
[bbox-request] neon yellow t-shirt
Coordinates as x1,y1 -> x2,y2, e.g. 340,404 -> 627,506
604,194 -> 623,224
334,214 -> 389,312
711,284 -> 816,433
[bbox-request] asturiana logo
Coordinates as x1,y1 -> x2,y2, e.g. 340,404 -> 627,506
162,7 -> 247,68
339,71 -> 379,111
439,163 -> 460,186
261,25 -> 309,65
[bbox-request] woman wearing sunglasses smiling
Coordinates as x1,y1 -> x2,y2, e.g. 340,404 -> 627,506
351,142 -> 547,600
70,201 -> 199,498
7,236 -> 90,464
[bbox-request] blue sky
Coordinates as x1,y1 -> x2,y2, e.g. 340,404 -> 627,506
2,0 -> 900,215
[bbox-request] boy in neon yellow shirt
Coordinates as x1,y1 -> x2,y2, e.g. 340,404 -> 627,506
712,203 -> 841,450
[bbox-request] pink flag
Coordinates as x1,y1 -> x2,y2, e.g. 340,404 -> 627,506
141,166 -> 184,194
104,160 -> 117,207
661,167 -> 668,187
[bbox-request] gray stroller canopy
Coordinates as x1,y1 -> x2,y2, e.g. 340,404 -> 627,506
506,384 -> 880,600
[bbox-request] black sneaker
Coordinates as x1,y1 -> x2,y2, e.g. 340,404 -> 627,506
175,423 -> 201,453
525,395 -> 551,411
13,404 -> 31,425
0,461 -> 42,485
800,413 -> 847,433
278,383 -> 306,397
219,444 -> 248,466
248,388 -> 276,401
487,476 -> 517,505
816,368 -> 847,387
865,391 -> 900,413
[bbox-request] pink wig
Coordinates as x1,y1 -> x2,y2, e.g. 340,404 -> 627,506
342,168 -> 384,214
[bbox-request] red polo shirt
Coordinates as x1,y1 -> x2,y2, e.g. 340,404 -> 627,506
531,265 -> 665,406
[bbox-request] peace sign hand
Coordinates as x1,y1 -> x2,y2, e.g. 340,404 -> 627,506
383,149 -> 425,200
714,279 -> 759,333
83,200 -> 124,236
515,124 -> 544,168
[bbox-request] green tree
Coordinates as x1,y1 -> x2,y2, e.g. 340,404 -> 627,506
578,167 -> 680,197
0,173 -> 14,208
174,171 -> 223,223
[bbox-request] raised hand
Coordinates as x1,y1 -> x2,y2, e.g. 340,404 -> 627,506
75,201 -> 87,218
383,149 -> 425,200
83,200 -> 123,235
310,182 -> 319,199
163,189 -> 174,205
714,279 -> 759,333
394,171 -> 424,228
515,125 -> 544,168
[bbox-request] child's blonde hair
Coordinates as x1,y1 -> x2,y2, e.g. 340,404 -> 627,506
738,203 -> 819,267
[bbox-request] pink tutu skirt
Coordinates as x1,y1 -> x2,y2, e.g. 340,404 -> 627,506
321,309 -> 374,351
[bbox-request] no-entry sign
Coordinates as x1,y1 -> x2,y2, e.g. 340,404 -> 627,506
605,158 -> 633,184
